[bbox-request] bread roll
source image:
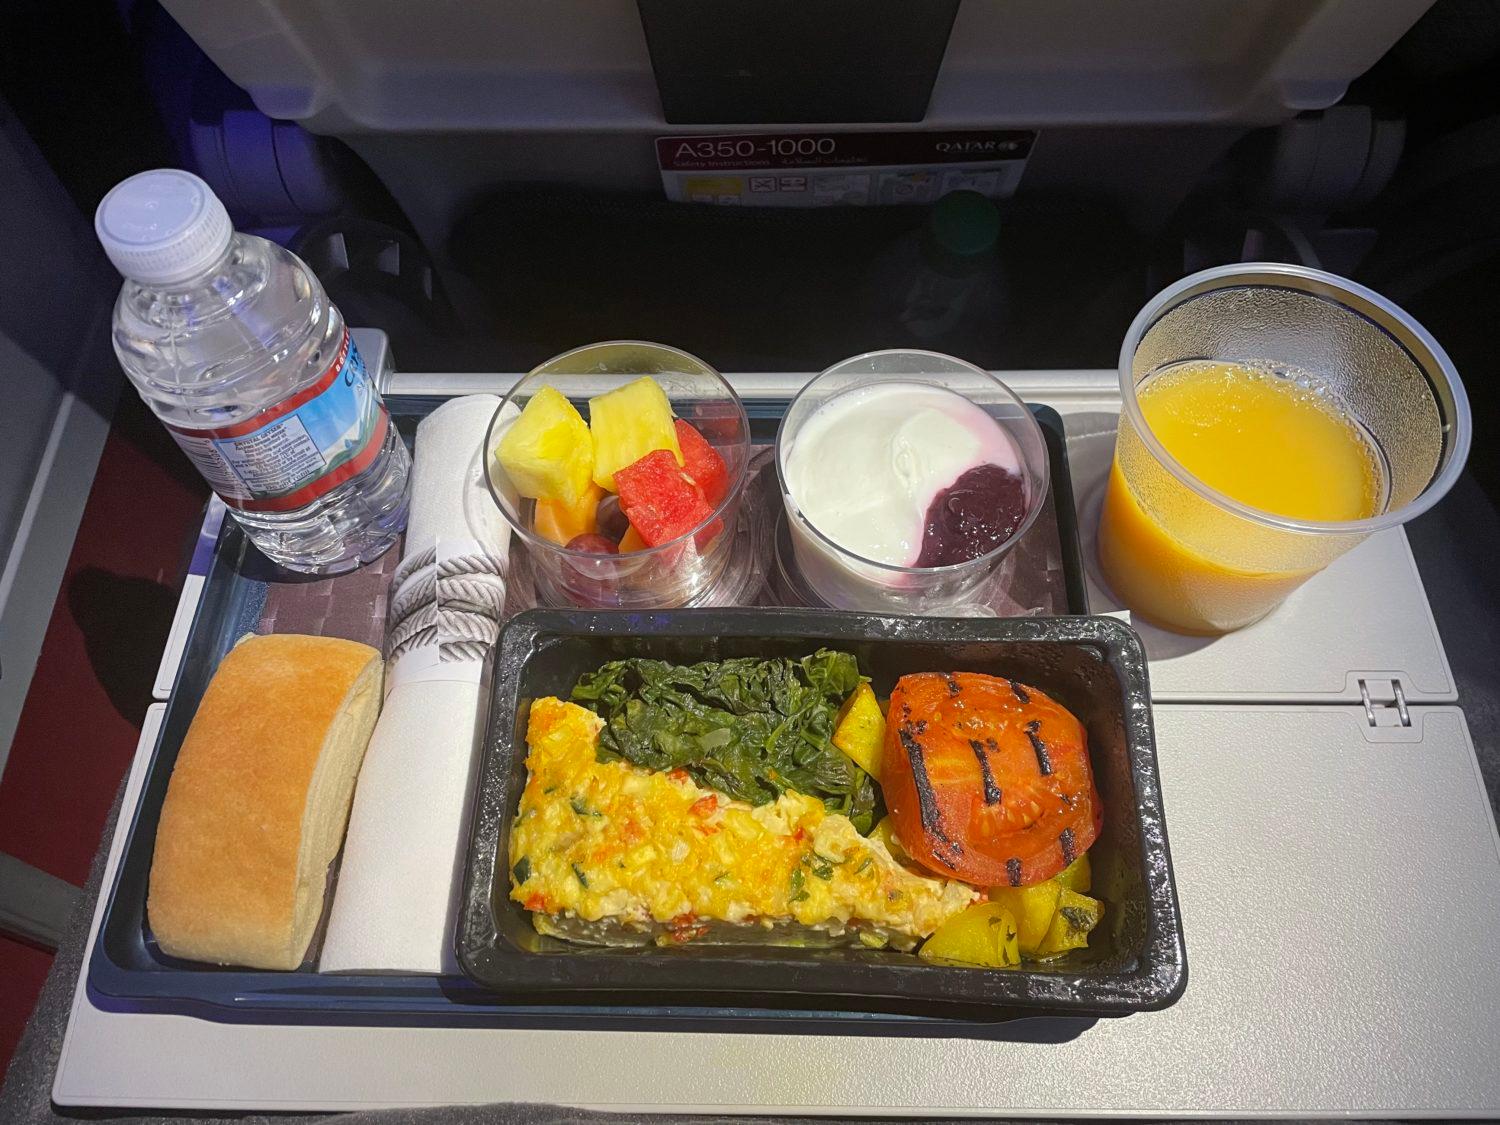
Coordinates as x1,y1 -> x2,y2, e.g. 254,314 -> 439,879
148,633 -> 383,969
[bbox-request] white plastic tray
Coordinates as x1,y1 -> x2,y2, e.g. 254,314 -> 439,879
58,355 -> 1500,1115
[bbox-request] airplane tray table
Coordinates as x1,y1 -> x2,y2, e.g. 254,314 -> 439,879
80,392 -> 1092,1037
43,349 -> 1500,1117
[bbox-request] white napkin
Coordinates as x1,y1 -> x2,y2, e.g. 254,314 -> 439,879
319,394 -> 510,974
318,678 -> 486,974
404,396 -> 511,564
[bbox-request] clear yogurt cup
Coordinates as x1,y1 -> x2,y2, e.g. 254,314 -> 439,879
775,349 -> 1049,614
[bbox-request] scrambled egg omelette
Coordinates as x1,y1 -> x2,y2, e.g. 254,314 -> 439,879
509,697 -> 978,948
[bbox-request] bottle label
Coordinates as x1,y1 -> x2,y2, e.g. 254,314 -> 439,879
166,332 -> 390,513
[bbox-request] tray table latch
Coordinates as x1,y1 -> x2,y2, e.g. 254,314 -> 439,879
1359,677 -> 1412,728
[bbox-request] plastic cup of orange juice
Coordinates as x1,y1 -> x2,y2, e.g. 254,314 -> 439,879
1098,263 -> 1471,635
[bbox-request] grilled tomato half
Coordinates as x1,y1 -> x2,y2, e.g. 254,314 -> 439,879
881,672 -> 1101,887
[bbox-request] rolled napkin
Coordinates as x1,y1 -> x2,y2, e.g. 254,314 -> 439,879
319,394 -> 511,974
386,397 -> 514,667
316,677 -> 485,973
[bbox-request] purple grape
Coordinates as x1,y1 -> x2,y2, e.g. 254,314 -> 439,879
558,535 -> 622,605
565,533 -> 620,555
595,494 -> 630,541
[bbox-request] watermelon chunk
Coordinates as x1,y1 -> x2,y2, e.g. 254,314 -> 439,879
673,419 -> 731,506
614,449 -> 717,547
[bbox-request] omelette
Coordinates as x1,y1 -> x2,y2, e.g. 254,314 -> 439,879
509,697 -> 978,949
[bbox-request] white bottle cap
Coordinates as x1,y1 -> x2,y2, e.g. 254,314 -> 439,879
95,169 -> 234,285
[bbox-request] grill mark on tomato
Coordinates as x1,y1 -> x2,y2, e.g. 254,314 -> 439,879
1010,680 -> 1031,705
1060,826 -> 1077,864
967,738 -> 1002,805
899,722 -> 962,859
1025,719 -> 1053,776
1006,857 -> 1023,886
944,674 -> 961,696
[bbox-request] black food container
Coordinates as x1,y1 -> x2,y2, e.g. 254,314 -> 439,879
458,609 -> 1186,1019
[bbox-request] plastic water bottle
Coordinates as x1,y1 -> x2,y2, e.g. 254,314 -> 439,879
96,169 -> 410,574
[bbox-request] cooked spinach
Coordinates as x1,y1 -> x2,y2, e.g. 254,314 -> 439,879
570,649 -> 878,831
569,796 -> 601,818
788,866 -> 809,903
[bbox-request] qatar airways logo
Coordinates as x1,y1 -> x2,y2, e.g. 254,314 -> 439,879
935,140 -> 1022,154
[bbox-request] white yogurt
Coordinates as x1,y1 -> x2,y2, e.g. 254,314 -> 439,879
782,382 -> 1022,567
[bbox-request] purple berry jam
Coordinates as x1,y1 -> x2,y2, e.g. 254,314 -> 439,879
915,463 -> 1028,567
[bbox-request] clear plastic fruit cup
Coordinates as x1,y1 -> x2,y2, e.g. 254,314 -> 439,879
485,341 -> 751,609
775,349 -> 1050,614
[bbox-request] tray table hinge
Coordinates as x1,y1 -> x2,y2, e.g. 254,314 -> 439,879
1360,677 -> 1412,728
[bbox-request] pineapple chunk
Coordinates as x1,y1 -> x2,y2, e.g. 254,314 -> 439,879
496,386 -> 594,504
832,682 -> 886,780
588,376 -> 682,492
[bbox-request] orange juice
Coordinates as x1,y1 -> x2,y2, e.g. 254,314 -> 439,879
1099,361 -> 1383,634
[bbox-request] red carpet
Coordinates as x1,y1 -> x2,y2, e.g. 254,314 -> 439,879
0,392 -> 205,1074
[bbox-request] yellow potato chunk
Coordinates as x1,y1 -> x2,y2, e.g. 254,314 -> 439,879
918,902 -> 1021,968
832,682 -> 886,780
1034,888 -> 1103,957
870,815 -> 905,858
1055,853 -> 1092,894
588,376 -> 682,491
870,815 -> 935,878
987,879 -> 1064,955
496,386 -> 594,504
